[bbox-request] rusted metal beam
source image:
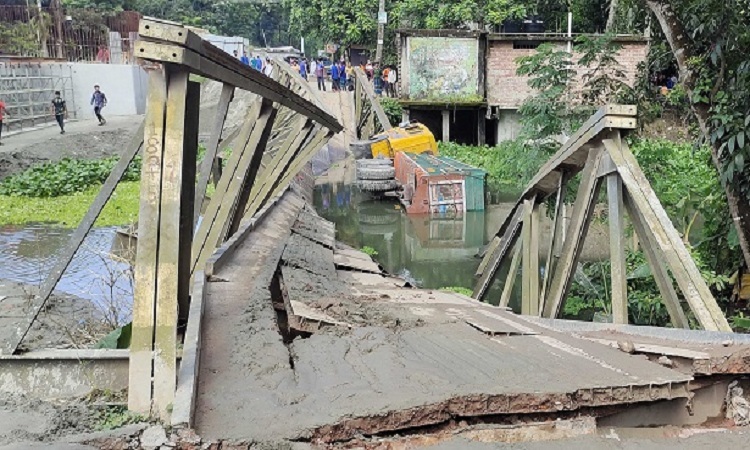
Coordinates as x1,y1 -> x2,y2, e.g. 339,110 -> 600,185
134,34 -> 341,133
474,207 -> 524,301
153,68 -> 199,420
354,66 -> 393,131
606,162 -> 628,325
129,68 -> 169,415
195,83 -> 234,226
622,189 -> 690,329
543,148 -> 605,319
605,138 -> 730,331
539,171 -> 568,314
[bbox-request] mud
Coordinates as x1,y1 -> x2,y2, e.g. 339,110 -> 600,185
0,279 -> 106,351
0,393 -> 101,445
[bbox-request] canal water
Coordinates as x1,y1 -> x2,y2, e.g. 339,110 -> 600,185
0,224 -> 133,322
314,181 -> 496,292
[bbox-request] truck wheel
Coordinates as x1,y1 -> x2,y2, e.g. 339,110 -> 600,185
358,179 -> 398,192
356,158 -> 392,168
357,166 -> 396,180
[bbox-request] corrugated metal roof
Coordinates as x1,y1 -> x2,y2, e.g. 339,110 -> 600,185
405,153 -> 487,177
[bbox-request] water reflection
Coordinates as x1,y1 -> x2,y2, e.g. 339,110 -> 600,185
0,225 -> 133,322
315,181 -> 486,290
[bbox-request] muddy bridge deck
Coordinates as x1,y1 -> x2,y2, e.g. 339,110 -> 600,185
186,190 -> 750,446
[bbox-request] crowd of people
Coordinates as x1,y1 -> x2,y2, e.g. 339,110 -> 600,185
233,50 -> 274,77
286,55 -> 399,97
233,47 -> 399,98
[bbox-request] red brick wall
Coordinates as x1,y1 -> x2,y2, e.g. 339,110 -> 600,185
486,40 -> 648,109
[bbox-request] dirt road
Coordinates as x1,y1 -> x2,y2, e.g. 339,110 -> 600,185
0,116 -> 142,180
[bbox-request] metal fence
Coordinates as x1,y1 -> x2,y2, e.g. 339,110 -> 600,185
0,61 -> 76,132
0,6 -> 140,64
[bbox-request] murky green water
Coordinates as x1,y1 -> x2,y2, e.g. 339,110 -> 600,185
314,181 -> 492,291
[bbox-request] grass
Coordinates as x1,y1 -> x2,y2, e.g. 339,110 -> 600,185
440,286 -> 474,297
0,181 -> 140,227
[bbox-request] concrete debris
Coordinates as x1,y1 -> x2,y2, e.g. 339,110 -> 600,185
140,425 -> 167,450
657,355 -> 674,367
725,381 -> 750,426
617,340 -> 635,354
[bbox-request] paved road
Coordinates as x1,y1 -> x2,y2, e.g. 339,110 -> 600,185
0,116 -> 140,155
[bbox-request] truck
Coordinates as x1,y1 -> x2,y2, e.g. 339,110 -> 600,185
352,121 -> 438,193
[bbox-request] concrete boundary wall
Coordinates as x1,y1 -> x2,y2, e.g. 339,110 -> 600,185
64,63 -> 148,118
0,349 -> 129,399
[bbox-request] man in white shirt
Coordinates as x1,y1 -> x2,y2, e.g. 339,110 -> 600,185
387,67 -> 398,97
263,58 -> 274,77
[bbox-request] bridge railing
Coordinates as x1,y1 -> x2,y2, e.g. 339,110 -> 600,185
4,17 -> 342,420
352,66 -> 393,139
473,105 -> 731,333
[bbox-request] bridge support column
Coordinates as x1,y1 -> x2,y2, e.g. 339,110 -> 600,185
442,110 -> 450,142
129,66 -> 200,419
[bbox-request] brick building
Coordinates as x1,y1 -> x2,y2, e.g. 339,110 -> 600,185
397,30 -> 648,145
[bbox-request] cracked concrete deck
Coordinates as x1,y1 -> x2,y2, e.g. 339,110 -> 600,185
192,195 -> 730,446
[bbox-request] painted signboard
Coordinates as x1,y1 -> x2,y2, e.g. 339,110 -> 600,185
406,37 -> 479,101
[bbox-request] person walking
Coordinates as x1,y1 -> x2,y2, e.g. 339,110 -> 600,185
338,61 -> 347,91
345,62 -> 354,90
310,58 -> 318,80
387,66 -> 398,97
365,60 -> 374,80
330,60 -> 340,92
299,57 -> 308,81
0,98 -> 7,146
382,66 -> 391,97
51,91 -> 67,134
315,59 -> 326,91
264,57 -> 274,77
373,62 -> 383,96
240,51 -> 250,66
90,84 -> 107,126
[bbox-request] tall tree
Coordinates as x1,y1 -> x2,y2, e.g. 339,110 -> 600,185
645,0 -> 750,267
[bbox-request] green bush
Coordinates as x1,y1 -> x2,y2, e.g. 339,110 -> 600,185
0,157 -> 141,197
439,140 -> 547,195
379,97 -> 403,127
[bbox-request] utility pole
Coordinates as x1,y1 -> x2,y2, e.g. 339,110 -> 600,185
375,0 -> 386,63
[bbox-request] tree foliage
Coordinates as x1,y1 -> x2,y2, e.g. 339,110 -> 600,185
516,33 -> 632,146
644,0 -> 750,267
284,0 -> 378,47
391,0 -> 527,29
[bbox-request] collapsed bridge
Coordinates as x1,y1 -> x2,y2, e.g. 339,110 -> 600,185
1,17 -> 750,449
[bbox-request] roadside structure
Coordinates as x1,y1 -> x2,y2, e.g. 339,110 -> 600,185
396,29 -> 647,145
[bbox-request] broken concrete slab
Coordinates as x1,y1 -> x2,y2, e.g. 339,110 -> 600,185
333,253 -> 382,273
292,210 -> 336,249
282,233 -> 336,279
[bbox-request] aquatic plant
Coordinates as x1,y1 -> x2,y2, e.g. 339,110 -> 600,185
0,157 -> 141,197
0,181 -> 140,227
